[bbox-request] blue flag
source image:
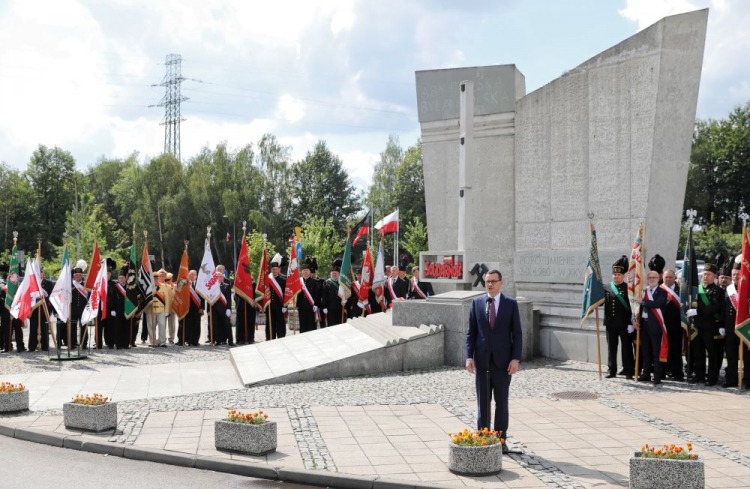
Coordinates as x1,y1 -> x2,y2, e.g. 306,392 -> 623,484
581,223 -> 606,325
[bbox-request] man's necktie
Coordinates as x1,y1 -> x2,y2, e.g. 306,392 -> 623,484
489,297 -> 496,330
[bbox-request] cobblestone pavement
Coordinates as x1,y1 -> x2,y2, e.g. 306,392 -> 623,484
3,356 -> 750,488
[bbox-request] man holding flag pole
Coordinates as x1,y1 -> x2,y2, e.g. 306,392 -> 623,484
196,227 -> 221,345
627,223 -> 645,377
580,216 -> 606,379
234,221 -> 257,345
254,236 -> 271,339
731,212 -> 750,389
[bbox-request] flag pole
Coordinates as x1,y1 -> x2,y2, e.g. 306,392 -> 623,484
7,232 -> 17,353
686,210 -> 697,381
242,221 -> 248,343
740,344 -> 743,389
595,308 -> 602,379
36,236 -> 42,350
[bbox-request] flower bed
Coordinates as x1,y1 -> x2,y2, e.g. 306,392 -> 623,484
215,410 -> 277,455
630,443 -> 704,489
0,382 -> 29,413
448,428 -> 504,476
63,393 -> 117,432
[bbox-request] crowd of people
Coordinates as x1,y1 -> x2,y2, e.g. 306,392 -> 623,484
0,254 -> 436,354
603,254 -> 748,388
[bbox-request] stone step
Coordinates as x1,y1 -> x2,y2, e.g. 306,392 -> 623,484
351,322 -> 399,346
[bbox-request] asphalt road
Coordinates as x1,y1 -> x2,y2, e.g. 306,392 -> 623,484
0,436 -> 320,489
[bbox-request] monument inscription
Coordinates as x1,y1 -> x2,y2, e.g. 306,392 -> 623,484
514,250 -> 624,285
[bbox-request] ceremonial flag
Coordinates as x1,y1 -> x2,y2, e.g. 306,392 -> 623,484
234,233 -> 256,306
294,227 -> 303,261
373,236 -> 386,308
196,236 -> 221,305
124,241 -> 139,319
171,246 -> 191,320
283,238 -> 302,305
680,225 -> 699,339
374,209 -> 399,236
338,234 -> 352,302
10,259 -> 43,322
735,225 -> 750,346
255,244 -> 270,309
359,246 -> 374,302
84,238 -> 102,291
627,223 -> 645,318
352,210 -> 371,246
50,243 -> 71,322
580,222 -> 606,325
137,240 -> 154,312
81,259 -> 108,324
4,236 -> 20,311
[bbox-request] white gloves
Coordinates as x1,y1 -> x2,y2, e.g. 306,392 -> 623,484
111,311 -> 116,317
281,307 -> 287,314
225,310 -> 231,318
323,308 -> 328,314
687,309 -> 697,318
720,328 -> 726,336
357,301 -> 365,309
627,325 -> 635,334
313,306 -> 318,312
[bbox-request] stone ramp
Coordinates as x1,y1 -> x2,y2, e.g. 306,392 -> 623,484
230,312 -> 444,387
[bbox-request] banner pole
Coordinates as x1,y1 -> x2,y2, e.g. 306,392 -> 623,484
635,320 -> 641,378
740,344 -> 744,389
595,308 -> 602,380
209,303 -> 214,345
244,300 -> 248,343
268,305 -> 274,341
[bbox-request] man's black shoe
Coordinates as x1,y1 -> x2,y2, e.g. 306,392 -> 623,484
605,373 -> 616,379
626,375 -> 634,380
707,381 -> 717,387
501,443 -> 509,455
653,379 -> 661,385
637,375 -> 650,382
618,369 -> 626,375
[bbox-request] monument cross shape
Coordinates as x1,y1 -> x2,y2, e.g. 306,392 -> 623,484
469,263 -> 488,288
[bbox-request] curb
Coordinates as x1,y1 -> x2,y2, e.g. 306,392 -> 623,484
0,422 -> 454,489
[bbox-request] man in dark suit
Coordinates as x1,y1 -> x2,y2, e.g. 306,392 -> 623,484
687,263 -> 723,385
266,254 -> 287,339
183,270 -> 204,346
298,258 -> 321,333
465,269 -> 522,455
28,269 -> 54,352
660,269 -> 683,380
636,270 -> 669,384
211,270 -> 233,345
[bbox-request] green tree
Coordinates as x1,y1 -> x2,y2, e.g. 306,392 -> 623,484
677,222 -> 742,262
292,141 -> 361,235
394,141 -> 425,227
366,134 -> 402,222
400,216 -> 428,266
0,164 -> 36,254
298,216 -> 345,277
245,230 -> 276,274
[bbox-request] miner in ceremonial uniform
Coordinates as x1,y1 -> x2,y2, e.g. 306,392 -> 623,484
68,260 -> 89,347
687,263 -> 723,385
322,259 -> 345,326
660,269 -> 684,380
347,266 -> 365,318
721,259 -> 747,388
28,268 -> 54,352
266,254 -> 287,339
408,266 -> 434,300
234,278 -> 256,345
635,270 -> 669,385
184,270 -> 204,346
96,258 -> 117,349
108,266 -> 128,349
603,256 -> 634,379
298,258 -> 321,333
211,270 -> 233,345
150,269 -> 171,347
166,272 -> 177,344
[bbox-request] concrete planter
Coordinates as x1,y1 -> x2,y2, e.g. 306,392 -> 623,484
63,402 -> 118,432
215,419 -> 277,455
0,389 -> 29,413
629,452 -> 704,489
448,442 -> 503,476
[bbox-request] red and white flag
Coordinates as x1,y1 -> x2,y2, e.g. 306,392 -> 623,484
196,236 -> 221,305
234,233 -> 256,306
10,259 -> 44,322
359,246 -> 374,302
375,209 -> 399,236
84,239 -> 102,291
283,239 -> 302,305
81,259 -> 108,324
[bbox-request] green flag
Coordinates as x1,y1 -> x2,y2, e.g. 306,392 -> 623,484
4,238 -> 20,311
124,241 -> 139,318
338,235 -> 352,302
580,223 -> 605,325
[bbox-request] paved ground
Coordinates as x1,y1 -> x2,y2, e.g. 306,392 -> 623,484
0,433 -> 315,489
3,324 -> 750,488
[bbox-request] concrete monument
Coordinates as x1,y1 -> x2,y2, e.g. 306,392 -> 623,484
412,10 -> 708,363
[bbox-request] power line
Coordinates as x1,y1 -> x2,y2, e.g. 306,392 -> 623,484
150,54 -> 188,161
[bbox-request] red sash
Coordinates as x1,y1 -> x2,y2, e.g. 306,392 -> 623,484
190,285 -> 201,307
73,281 -> 88,299
411,277 -> 427,299
301,279 -> 321,321
727,283 -> 739,311
660,284 -> 680,309
218,291 -> 227,307
268,274 -> 283,299
645,288 -> 669,362
352,281 -> 360,298
116,283 -> 126,297
387,278 -> 396,300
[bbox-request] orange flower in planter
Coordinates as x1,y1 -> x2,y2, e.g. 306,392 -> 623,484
449,428 -> 503,447
226,409 -> 269,425
0,382 -> 25,393
72,393 -> 109,406
639,443 -> 693,460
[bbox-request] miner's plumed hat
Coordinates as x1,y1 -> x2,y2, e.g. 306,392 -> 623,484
703,263 -> 718,274
734,254 -> 742,270
73,259 -> 87,274
105,257 -> 117,273
310,257 -> 319,273
648,254 -> 665,274
332,259 -> 342,272
301,257 -> 312,270
720,263 -> 732,277
119,265 -> 128,277
270,253 -> 283,268
612,255 -> 628,274
280,255 -> 289,269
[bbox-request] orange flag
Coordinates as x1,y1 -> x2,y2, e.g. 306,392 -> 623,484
171,246 -> 191,320
84,238 -> 101,291
235,233 -> 256,306
283,238 -> 302,305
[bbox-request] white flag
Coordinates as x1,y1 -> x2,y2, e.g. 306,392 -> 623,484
50,245 -> 71,322
373,239 -> 386,288
10,259 -> 44,322
196,238 -> 221,305
81,259 -> 108,325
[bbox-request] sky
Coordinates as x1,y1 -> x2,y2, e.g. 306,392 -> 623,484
0,0 -> 747,192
